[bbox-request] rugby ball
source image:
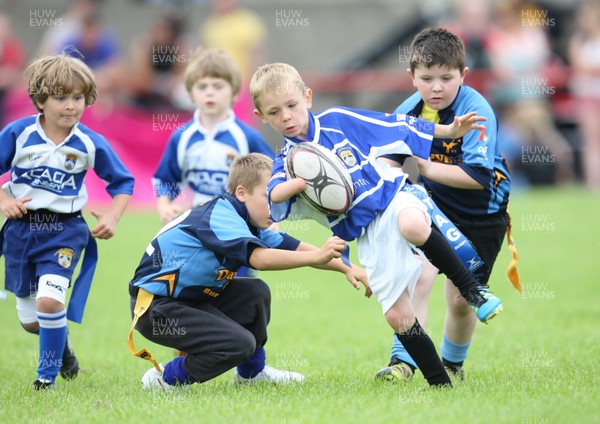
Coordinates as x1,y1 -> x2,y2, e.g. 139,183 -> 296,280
286,142 -> 355,215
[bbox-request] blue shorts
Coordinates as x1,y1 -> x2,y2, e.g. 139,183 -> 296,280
2,213 -> 90,298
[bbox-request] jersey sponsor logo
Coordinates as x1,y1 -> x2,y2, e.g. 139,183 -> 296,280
14,166 -> 79,193
64,153 -> 79,170
56,247 -> 74,268
337,148 -> 356,167
430,153 -> 462,165
216,269 -> 236,281
186,169 -> 228,195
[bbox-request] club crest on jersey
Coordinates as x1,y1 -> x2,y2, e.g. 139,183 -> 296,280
226,153 -> 236,167
64,154 -> 79,170
56,248 -> 75,268
337,148 -> 356,167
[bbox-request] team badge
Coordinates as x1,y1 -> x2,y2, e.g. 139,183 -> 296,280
337,148 -> 356,167
64,154 -> 79,170
56,248 -> 75,268
226,153 -> 236,167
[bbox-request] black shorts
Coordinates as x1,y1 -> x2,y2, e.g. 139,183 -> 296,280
452,211 -> 509,286
130,277 -> 271,383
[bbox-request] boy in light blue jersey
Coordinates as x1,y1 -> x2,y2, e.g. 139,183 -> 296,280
376,27 -> 514,382
251,62 -> 503,387
0,54 -> 134,389
130,154 -> 370,390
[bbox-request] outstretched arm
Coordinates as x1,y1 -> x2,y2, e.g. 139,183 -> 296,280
248,235 -> 344,270
434,111 -> 487,140
296,240 -> 372,297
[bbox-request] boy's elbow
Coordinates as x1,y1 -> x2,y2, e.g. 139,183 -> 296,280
248,249 -> 269,271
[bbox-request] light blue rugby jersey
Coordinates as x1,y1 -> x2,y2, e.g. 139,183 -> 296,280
0,115 -> 134,213
152,110 -> 274,206
267,107 -> 435,241
129,194 -> 300,300
392,86 -> 511,217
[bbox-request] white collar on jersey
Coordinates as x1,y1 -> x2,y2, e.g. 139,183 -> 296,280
35,113 -> 78,146
193,108 -> 236,136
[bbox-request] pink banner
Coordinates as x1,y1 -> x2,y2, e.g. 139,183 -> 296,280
2,87 -> 193,207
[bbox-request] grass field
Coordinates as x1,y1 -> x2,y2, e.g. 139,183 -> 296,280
1,187 -> 599,424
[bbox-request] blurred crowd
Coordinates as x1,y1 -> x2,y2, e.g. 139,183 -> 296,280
1,0 -> 599,190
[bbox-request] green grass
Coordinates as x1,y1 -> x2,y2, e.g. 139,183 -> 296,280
1,187 -> 599,423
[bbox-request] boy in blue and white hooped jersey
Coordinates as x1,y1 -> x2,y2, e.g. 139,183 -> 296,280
0,54 -> 134,390
152,48 -> 274,225
251,63 -> 502,388
152,47 -> 274,278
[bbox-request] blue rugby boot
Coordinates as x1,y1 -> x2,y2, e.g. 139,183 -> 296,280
464,286 -> 503,323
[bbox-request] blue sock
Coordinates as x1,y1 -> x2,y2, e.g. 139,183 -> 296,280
440,334 -> 471,364
37,310 -> 67,383
390,334 -> 418,369
163,356 -> 193,386
236,346 -> 265,379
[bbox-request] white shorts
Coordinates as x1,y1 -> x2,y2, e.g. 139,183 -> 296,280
357,190 -> 431,314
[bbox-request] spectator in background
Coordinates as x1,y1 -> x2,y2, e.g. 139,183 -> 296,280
58,11 -> 125,112
0,12 -> 26,126
200,0 -> 266,125
569,0 -> 600,191
36,0 -> 99,57
442,0 -> 493,72
129,14 -> 191,111
486,1 -> 575,185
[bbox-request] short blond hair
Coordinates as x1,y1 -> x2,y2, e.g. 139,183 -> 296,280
184,47 -> 241,98
25,54 -> 98,113
227,153 -> 273,194
250,63 -> 306,112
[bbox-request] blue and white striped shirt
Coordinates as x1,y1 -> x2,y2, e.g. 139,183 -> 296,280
152,110 -> 274,206
267,107 -> 434,241
0,114 -> 134,213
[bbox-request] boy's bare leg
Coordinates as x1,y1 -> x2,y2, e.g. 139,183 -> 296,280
384,291 -> 451,387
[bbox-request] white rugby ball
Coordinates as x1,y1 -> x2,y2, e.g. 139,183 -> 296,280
286,142 -> 355,215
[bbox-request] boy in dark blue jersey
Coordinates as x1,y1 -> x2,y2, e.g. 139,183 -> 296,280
376,27 -> 514,382
251,62 -> 503,387
129,153 -> 370,390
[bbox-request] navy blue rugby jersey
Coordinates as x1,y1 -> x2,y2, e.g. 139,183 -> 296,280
389,86 -> 510,217
129,194 -> 300,300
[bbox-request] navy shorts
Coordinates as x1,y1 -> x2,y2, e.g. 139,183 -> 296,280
2,211 -> 90,297
452,211 -> 509,286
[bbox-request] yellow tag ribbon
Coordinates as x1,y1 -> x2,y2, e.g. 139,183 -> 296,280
506,211 -> 521,293
127,288 -> 162,372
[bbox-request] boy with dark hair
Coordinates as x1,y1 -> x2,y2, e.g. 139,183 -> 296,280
0,54 -> 134,389
376,27 -> 514,382
130,153 -> 370,390
250,62 -> 502,387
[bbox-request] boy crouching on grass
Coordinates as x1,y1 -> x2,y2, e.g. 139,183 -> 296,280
129,153 -> 370,390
